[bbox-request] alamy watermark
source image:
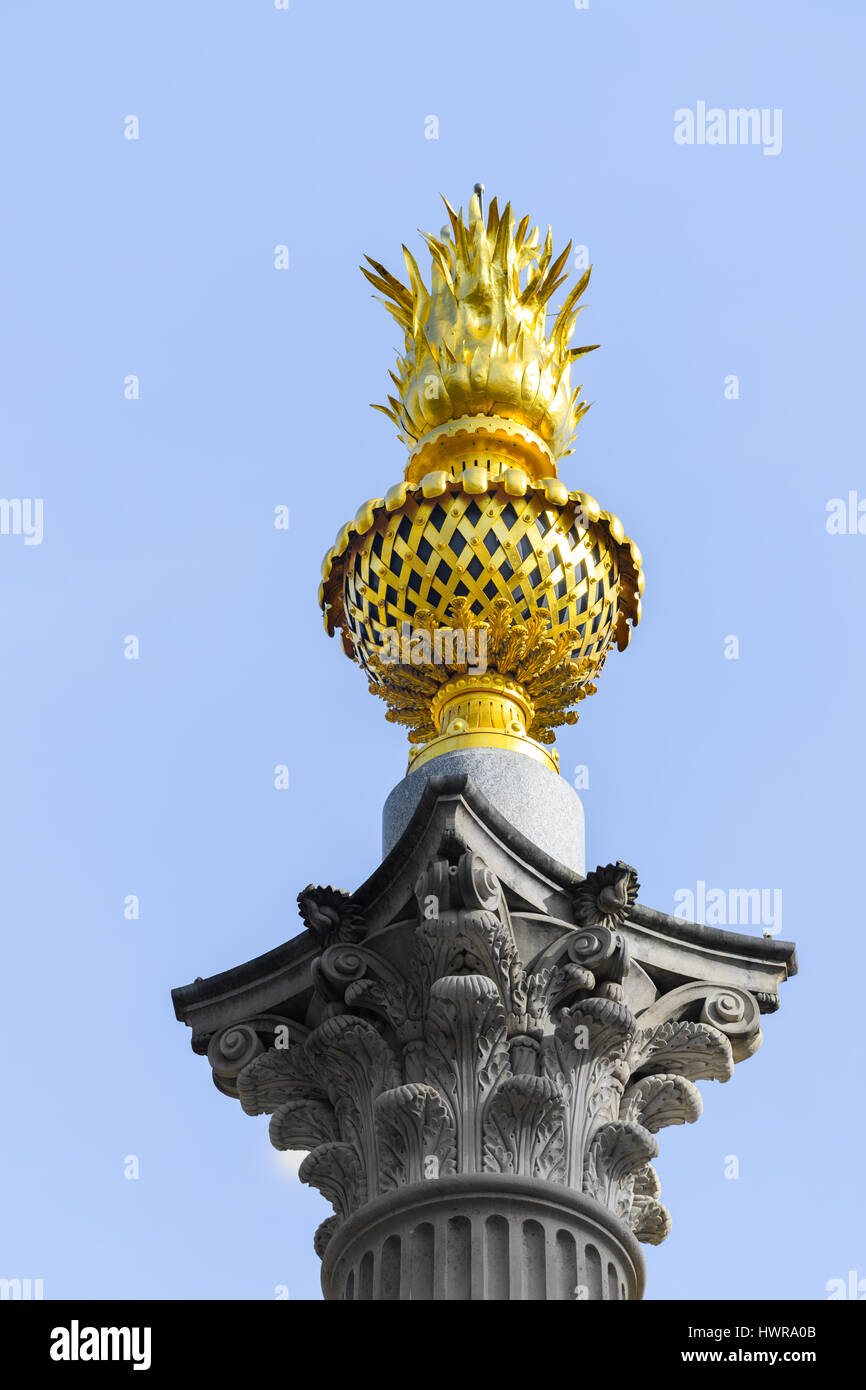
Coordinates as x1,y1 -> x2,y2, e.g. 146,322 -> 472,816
0,498 -> 43,545
674,880 -> 783,936
826,492 -> 866,534
50,1322 -> 151,1371
826,1269 -> 865,1299
674,102 -> 782,157
380,620 -> 487,675
0,1277 -> 44,1300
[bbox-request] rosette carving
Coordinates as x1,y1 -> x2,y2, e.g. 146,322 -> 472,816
297,885 -> 365,946
574,861 -> 639,930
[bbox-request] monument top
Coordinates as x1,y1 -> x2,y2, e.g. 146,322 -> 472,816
318,191 -> 643,777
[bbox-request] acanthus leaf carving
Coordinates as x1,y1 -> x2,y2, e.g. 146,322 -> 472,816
237,1044 -> 323,1117
585,1120 -> 658,1221
424,973 -> 510,1174
269,1099 -> 339,1152
305,1015 -> 401,1203
620,1073 -> 703,1133
374,1082 -> 456,1189
547,962 -> 596,1014
298,1143 -> 362,1221
631,1196 -> 672,1245
313,1215 -> 341,1260
482,1074 -> 566,1182
634,983 -> 762,1066
630,1168 -> 671,1244
628,1019 -> 735,1084
316,941 -> 422,1045
543,996 -> 636,1188
415,907 -> 521,1023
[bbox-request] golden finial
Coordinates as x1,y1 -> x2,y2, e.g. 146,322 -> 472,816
320,192 -> 643,775
362,190 -> 598,469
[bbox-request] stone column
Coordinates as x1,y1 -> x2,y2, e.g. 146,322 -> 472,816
174,772 -> 796,1301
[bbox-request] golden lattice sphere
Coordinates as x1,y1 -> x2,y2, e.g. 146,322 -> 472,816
321,463 -> 641,671
337,484 -> 630,673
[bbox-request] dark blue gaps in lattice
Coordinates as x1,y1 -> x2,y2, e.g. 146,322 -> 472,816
467,556 -> 483,579
408,569 -> 422,592
528,566 -> 542,589
428,587 -> 442,606
501,503 -> 519,528
555,578 -> 568,599
385,586 -> 398,607
499,560 -> 514,581
464,500 -> 482,525
483,531 -> 499,555
535,512 -> 552,535
454,582 -> 469,597
517,534 -> 533,561
417,535 -> 433,564
397,515 -> 413,544
575,589 -> 588,615
404,597 -> 417,617
372,530 -> 384,558
429,503 -> 448,530
484,580 -> 498,600
448,532 -> 468,556
471,599 -> 484,616
435,559 -> 451,584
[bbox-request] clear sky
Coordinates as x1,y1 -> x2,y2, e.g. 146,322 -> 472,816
1,0 -> 863,1302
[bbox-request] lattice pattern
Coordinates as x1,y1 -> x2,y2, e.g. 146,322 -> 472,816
342,488 -> 621,674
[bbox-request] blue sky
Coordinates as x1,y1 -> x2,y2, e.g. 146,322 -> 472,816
0,0 -> 863,1301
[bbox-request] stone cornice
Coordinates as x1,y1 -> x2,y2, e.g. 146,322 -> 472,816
173,774 -> 796,1050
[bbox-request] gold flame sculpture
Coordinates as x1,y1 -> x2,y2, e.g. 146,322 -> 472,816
319,189 -> 643,775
